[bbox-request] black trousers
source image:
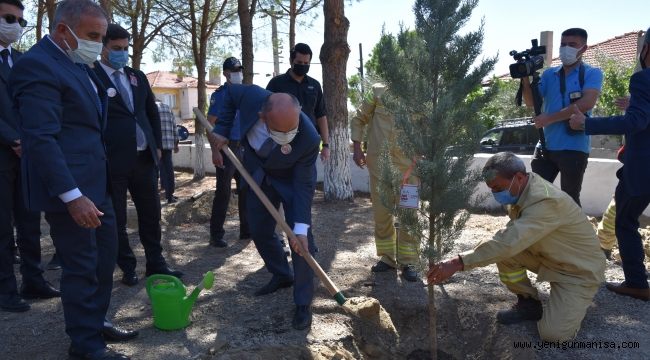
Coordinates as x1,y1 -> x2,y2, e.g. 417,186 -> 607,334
159,149 -> 175,200
0,164 -> 43,295
111,151 -> 165,274
531,149 -> 589,206
210,142 -> 249,240
45,194 -> 117,354
614,175 -> 650,289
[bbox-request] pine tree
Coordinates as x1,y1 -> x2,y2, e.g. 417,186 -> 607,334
373,0 -> 496,357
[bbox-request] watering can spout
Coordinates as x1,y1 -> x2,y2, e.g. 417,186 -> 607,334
183,271 -> 215,315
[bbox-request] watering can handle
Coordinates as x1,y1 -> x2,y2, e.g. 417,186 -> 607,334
146,274 -> 185,297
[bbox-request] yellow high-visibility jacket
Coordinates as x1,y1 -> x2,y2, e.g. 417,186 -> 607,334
461,173 -> 606,285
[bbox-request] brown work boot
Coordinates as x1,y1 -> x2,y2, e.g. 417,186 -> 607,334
605,282 -> 650,301
496,295 -> 543,325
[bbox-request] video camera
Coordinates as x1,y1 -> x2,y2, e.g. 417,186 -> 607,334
509,39 -> 546,78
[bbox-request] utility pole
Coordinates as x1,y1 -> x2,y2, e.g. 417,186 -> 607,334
358,43 -> 364,94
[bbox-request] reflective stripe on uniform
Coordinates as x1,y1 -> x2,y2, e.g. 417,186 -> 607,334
397,244 -> 417,256
499,269 -> 527,283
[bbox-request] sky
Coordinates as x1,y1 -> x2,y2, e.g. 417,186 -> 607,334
141,0 -> 650,86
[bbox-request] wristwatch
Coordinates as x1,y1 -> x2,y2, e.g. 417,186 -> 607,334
322,143 -> 329,148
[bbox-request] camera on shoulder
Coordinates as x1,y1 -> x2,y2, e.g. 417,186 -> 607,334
509,39 -> 546,79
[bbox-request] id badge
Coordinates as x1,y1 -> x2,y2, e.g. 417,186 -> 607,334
399,184 -> 419,209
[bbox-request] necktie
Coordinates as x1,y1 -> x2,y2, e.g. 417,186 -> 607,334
113,71 -> 146,149
256,137 -> 276,158
112,71 -> 134,112
1,49 -> 11,79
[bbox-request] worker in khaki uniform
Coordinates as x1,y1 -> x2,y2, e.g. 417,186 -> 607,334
352,83 -> 419,282
597,197 -> 617,259
428,152 -> 605,341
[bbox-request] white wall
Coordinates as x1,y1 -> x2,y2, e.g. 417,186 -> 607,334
173,144 -> 648,216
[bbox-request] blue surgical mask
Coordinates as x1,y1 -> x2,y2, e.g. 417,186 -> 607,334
108,50 -> 129,69
492,177 -> 519,205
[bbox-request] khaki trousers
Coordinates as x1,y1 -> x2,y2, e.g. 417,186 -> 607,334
597,197 -> 617,251
366,153 -> 418,267
497,250 -> 599,341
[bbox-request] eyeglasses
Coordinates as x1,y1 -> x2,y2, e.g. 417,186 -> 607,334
2,14 -> 27,28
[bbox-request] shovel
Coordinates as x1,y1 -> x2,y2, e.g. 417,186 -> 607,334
193,108 -> 347,305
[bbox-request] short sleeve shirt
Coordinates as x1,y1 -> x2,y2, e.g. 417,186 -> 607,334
538,63 -> 604,153
208,83 -> 241,141
266,70 -> 326,132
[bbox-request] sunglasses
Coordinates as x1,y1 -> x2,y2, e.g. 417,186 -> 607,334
2,14 -> 27,28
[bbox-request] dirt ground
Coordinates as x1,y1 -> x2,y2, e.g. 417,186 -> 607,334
1,171 -> 649,360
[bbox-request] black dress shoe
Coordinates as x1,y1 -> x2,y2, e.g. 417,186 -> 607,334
69,346 -> 130,359
166,196 -> 178,204
145,266 -> 184,278
292,305 -> 312,330
20,281 -> 61,299
254,276 -> 294,296
121,273 -> 139,286
47,253 -> 62,270
102,324 -> 139,342
209,238 -> 227,248
0,294 -> 30,312
371,260 -> 395,273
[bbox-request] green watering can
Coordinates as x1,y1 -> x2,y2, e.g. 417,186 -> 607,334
145,271 -> 214,330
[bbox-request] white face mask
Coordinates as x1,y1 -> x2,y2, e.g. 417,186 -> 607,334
268,127 -> 298,145
229,71 -> 243,84
0,18 -> 23,45
63,25 -> 103,65
559,45 -> 583,66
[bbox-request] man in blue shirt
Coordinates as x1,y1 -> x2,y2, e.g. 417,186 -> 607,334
522,28 -> 603,206
207,57 -> 249,247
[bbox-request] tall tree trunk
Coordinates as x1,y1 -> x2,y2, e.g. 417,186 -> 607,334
238,0 -> 257,84
36,0 -> 45,41
130,35 -> 145,70
99,0 -> 112,20
428,283 -> 437,360
288,0 -> 296,50
429,217 -> 438,360
320,0 -> 352,201
194,55 -> 207,180
45,0 -> 56,28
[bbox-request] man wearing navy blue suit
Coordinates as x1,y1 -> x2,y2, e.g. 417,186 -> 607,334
569,27 -> 650,302
10,0 -> 130,358
209,84 -> 320,330
0,0 -> 60,313
93,23 -> 182,287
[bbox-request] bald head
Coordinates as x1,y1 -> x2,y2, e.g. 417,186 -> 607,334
260,93 -> 301,132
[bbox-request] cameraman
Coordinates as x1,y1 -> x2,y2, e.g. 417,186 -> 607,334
521,28 -> 603,206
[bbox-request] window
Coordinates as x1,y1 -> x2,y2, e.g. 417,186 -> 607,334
480,129 -> 503,146
161,94 -> 176,109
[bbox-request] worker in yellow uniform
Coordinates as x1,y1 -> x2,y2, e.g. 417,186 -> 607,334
351,83 -> 420,282
428,152 -> 605,341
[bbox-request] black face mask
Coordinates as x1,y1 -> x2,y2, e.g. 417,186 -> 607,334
641,46 -> 649,70
292,63 -> 310,76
